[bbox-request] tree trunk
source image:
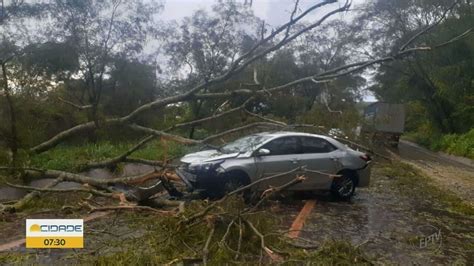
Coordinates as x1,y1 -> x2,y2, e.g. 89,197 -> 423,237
1,62 -> 18,166
189,99 -> 203,139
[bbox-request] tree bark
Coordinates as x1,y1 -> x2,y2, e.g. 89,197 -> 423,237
1,62 -> 18,166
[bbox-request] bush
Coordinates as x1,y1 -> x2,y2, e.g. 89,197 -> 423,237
431,129 -> 474,159
403,122 -> 440,148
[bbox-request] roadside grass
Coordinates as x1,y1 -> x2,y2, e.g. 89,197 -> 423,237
404,128 -> 474,160
430,129 -> 474,160
29,140 -> 186,171
380,161 -> 474,216
291,240 -> 371,265
0,253 -> 32,265
19,191 -> 89,213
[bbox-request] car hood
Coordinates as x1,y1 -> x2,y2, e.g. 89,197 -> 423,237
180,149 -> 239,164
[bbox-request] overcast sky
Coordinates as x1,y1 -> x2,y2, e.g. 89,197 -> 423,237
161,0 -> 368,26
160,0 -> 376,101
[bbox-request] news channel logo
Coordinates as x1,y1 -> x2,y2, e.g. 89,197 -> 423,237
417,225 -> 442,251
26,219 -> 83,248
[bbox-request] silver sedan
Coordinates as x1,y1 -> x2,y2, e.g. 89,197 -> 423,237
176,131 -> 371,199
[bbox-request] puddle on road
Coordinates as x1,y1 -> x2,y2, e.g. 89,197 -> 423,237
0,163 -> 156,202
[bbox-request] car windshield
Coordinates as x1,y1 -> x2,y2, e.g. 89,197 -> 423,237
219,135 -> 272,154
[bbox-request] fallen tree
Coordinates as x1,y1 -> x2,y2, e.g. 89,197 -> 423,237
0,0 -> 469,240
26,0 -> 469,157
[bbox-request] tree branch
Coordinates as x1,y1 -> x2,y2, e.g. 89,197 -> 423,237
399,1 -> 458,51
29,1 -> 346,154
58,97 -> 93,110
6,181 -> 113,197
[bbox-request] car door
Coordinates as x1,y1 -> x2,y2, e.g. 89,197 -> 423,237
254,136 -> 302,190
297,136 -> 339,190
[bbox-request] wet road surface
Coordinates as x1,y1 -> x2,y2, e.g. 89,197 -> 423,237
276,166 -> 473,264
398,140 -> 474,171
398,140 -> 474,204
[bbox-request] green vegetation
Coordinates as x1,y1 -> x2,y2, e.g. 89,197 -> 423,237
0,253 -> 31,265
430,129 -> 474,160
20,192 -> 89,213
292,240 -> 370,265
405,128 -> 474,160
29,140 -> 185,171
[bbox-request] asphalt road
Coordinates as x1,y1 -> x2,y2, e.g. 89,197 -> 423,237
397,140 -> 474,204
398,140 -> 474,171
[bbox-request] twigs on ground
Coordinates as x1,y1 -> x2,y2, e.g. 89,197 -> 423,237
243,218 -> 282,262
219,218 -> 236,245
235,218 -> 243,260
124,158 -> 169,167
202,224 -> 216,265
22,168 -> 161,187
5,182 -> 113,197
251,175 -> 306,211
83,202 -> 173,215
2,176 -> 63,212
0,167 -> 169,211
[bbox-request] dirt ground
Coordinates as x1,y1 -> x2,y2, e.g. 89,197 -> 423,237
398,140 -> 474,205
1,143 -> 473,264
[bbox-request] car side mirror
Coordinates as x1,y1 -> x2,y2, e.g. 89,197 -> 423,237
256,148 -> 270,156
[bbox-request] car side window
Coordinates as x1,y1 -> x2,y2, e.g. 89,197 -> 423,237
260,137 -> 300,155
301,137 -> 337,153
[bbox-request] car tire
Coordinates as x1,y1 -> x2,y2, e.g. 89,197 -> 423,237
222,173 -> 253,203
331,172 -> 356,200
223,176 -> 246,193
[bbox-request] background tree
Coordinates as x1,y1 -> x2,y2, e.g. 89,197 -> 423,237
356,0 -> 473,143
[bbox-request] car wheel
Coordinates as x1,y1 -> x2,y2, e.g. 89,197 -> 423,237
331,172 -> 356,200
222,173 -> 253,202
224,176 -> 246,193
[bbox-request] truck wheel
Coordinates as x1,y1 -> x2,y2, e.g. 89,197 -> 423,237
331,172 -> 356,200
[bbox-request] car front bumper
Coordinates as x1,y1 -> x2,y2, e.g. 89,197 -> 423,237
175,165 -> 225,194
175,168 -> 196,191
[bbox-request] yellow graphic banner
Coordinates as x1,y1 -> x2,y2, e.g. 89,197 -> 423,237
26,237 -> 83,248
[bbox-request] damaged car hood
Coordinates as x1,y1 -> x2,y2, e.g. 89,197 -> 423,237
180,149 -> 240,164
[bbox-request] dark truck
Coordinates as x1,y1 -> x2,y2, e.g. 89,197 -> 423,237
362,102 -> 405,147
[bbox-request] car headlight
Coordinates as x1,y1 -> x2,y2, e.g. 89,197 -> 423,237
188,160 -> 225,174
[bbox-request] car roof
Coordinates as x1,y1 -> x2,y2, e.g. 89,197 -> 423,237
255,131 -> 328,138
252,131 -> 345,147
